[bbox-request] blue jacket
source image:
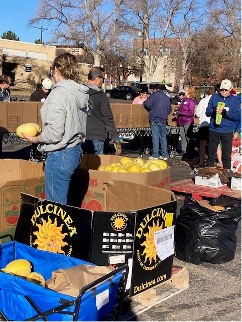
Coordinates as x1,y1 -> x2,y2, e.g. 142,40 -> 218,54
206,93 -> 241,133
143,90 -> 171,122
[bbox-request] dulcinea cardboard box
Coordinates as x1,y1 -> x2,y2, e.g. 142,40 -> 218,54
15,181 -> 176,297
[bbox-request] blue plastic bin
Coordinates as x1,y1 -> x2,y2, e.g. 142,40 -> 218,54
0,240 -> 128,321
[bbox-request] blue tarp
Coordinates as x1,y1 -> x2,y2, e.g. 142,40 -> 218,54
0,241 -> 122,320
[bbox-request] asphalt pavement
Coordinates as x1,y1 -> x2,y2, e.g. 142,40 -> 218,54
1,137 -> 241,322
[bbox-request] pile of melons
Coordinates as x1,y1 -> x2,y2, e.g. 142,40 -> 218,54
97,157 -> 168,173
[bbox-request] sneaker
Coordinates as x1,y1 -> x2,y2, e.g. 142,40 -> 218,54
159,156 -> 168,161
148,156 -> 158,160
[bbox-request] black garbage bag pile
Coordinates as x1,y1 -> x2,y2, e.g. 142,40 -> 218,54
175,195 -> 241,264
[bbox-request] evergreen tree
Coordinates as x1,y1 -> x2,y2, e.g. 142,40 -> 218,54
1,30 -> 20,41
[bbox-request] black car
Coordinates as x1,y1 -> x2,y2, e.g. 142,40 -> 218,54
105,86 -> 140,100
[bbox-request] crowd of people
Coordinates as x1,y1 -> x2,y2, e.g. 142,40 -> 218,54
133,80 -> 241,170
1,56 -> 241,203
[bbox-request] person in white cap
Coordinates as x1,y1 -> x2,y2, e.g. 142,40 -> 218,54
29,78 -> 52,102
206,79 -> 241,169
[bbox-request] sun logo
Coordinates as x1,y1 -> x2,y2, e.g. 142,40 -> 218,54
111,213 -> 127,231
33,216 -> 68,254
141,220 -> 163,265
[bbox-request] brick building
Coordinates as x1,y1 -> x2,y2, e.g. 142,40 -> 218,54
0,40 -> 91,90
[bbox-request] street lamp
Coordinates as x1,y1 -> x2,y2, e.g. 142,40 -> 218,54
119,63 -> 123,85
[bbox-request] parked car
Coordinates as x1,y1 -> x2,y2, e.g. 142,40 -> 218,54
105,86 -> 140,100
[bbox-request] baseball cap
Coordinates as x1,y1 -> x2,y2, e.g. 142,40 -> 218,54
42,78 -> 52,90
220,79 -> 232,91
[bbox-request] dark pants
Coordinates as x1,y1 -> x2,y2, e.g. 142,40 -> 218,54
207,131 -> 233,169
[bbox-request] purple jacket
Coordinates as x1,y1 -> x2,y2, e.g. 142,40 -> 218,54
177,97 -> 196,126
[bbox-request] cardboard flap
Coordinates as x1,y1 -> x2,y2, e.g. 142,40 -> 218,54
104,180 -> 175,212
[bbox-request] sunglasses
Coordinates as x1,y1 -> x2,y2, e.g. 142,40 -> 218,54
220,89 -> 229,92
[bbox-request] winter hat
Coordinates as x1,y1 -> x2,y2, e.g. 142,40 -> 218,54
220,79 -> 232,91
42,78 -> 52,90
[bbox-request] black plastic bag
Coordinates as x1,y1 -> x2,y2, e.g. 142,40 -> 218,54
175,196 -> 241,264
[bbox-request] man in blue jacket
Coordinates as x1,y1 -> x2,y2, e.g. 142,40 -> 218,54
143,84 -> 172,160
206,79 -> 241,169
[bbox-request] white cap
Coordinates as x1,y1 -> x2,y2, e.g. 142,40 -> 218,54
220,79 -> 232,91
42,78 -> 52,90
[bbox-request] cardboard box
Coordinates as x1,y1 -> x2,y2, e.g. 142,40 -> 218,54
231,176 -> 241,190
15,180 -> 176,297
37,102 -> 44,127
0,159 -> 45,235
195,173 -> 225,188
68,154 -> 170,210
0,102 -> 39,132
110,104 -> 122,128
0,102 -> 8,131
110,103 -> 150,129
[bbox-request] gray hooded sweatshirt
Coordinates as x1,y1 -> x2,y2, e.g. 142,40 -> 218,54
38,79 -> 89,153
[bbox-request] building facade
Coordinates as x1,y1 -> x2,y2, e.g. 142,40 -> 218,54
0,39 -> 56,89
0,40 -> 91,90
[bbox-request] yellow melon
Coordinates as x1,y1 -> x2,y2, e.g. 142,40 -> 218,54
27,272 -> 45,287
3,259 -> 32,277
16,123 -> 38,138
148,163 -> 161,171
111,165 -> 120,172
141,167 -> 152,173
104,165 -> 113,172
120,156 -> 133,166
117,167 -> 128,173
134,158 -> 145,167
110,162 -> 119,167
30,123 -> 42,134
150,159 -> 168,169
127,164 -> 141,173
98,165 -> 105,171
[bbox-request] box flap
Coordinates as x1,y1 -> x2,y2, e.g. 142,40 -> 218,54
104,180 -> 175,212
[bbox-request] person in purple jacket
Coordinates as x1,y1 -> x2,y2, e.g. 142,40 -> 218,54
143,84 -> 172,160
176,86 -> 197,157
206,79 -> 241,169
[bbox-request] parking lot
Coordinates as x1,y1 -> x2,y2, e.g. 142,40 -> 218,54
1,135 -> 241,321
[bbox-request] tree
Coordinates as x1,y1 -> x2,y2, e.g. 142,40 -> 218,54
205,0 -> 241,86
1,30 -> 20,41
29,0 -> 125,66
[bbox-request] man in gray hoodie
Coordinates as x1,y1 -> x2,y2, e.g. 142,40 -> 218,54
22,53 -> 89,205
82,66 -> 119,154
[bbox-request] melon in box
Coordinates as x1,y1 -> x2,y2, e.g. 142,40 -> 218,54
67,154 -> 170,210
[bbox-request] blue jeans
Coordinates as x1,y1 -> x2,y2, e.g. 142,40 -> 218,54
82,140 -> 104,154
44,144 -> 82,205
151,120 -> 168,158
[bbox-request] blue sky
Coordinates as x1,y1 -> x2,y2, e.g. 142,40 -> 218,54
0,0 -> 51,43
